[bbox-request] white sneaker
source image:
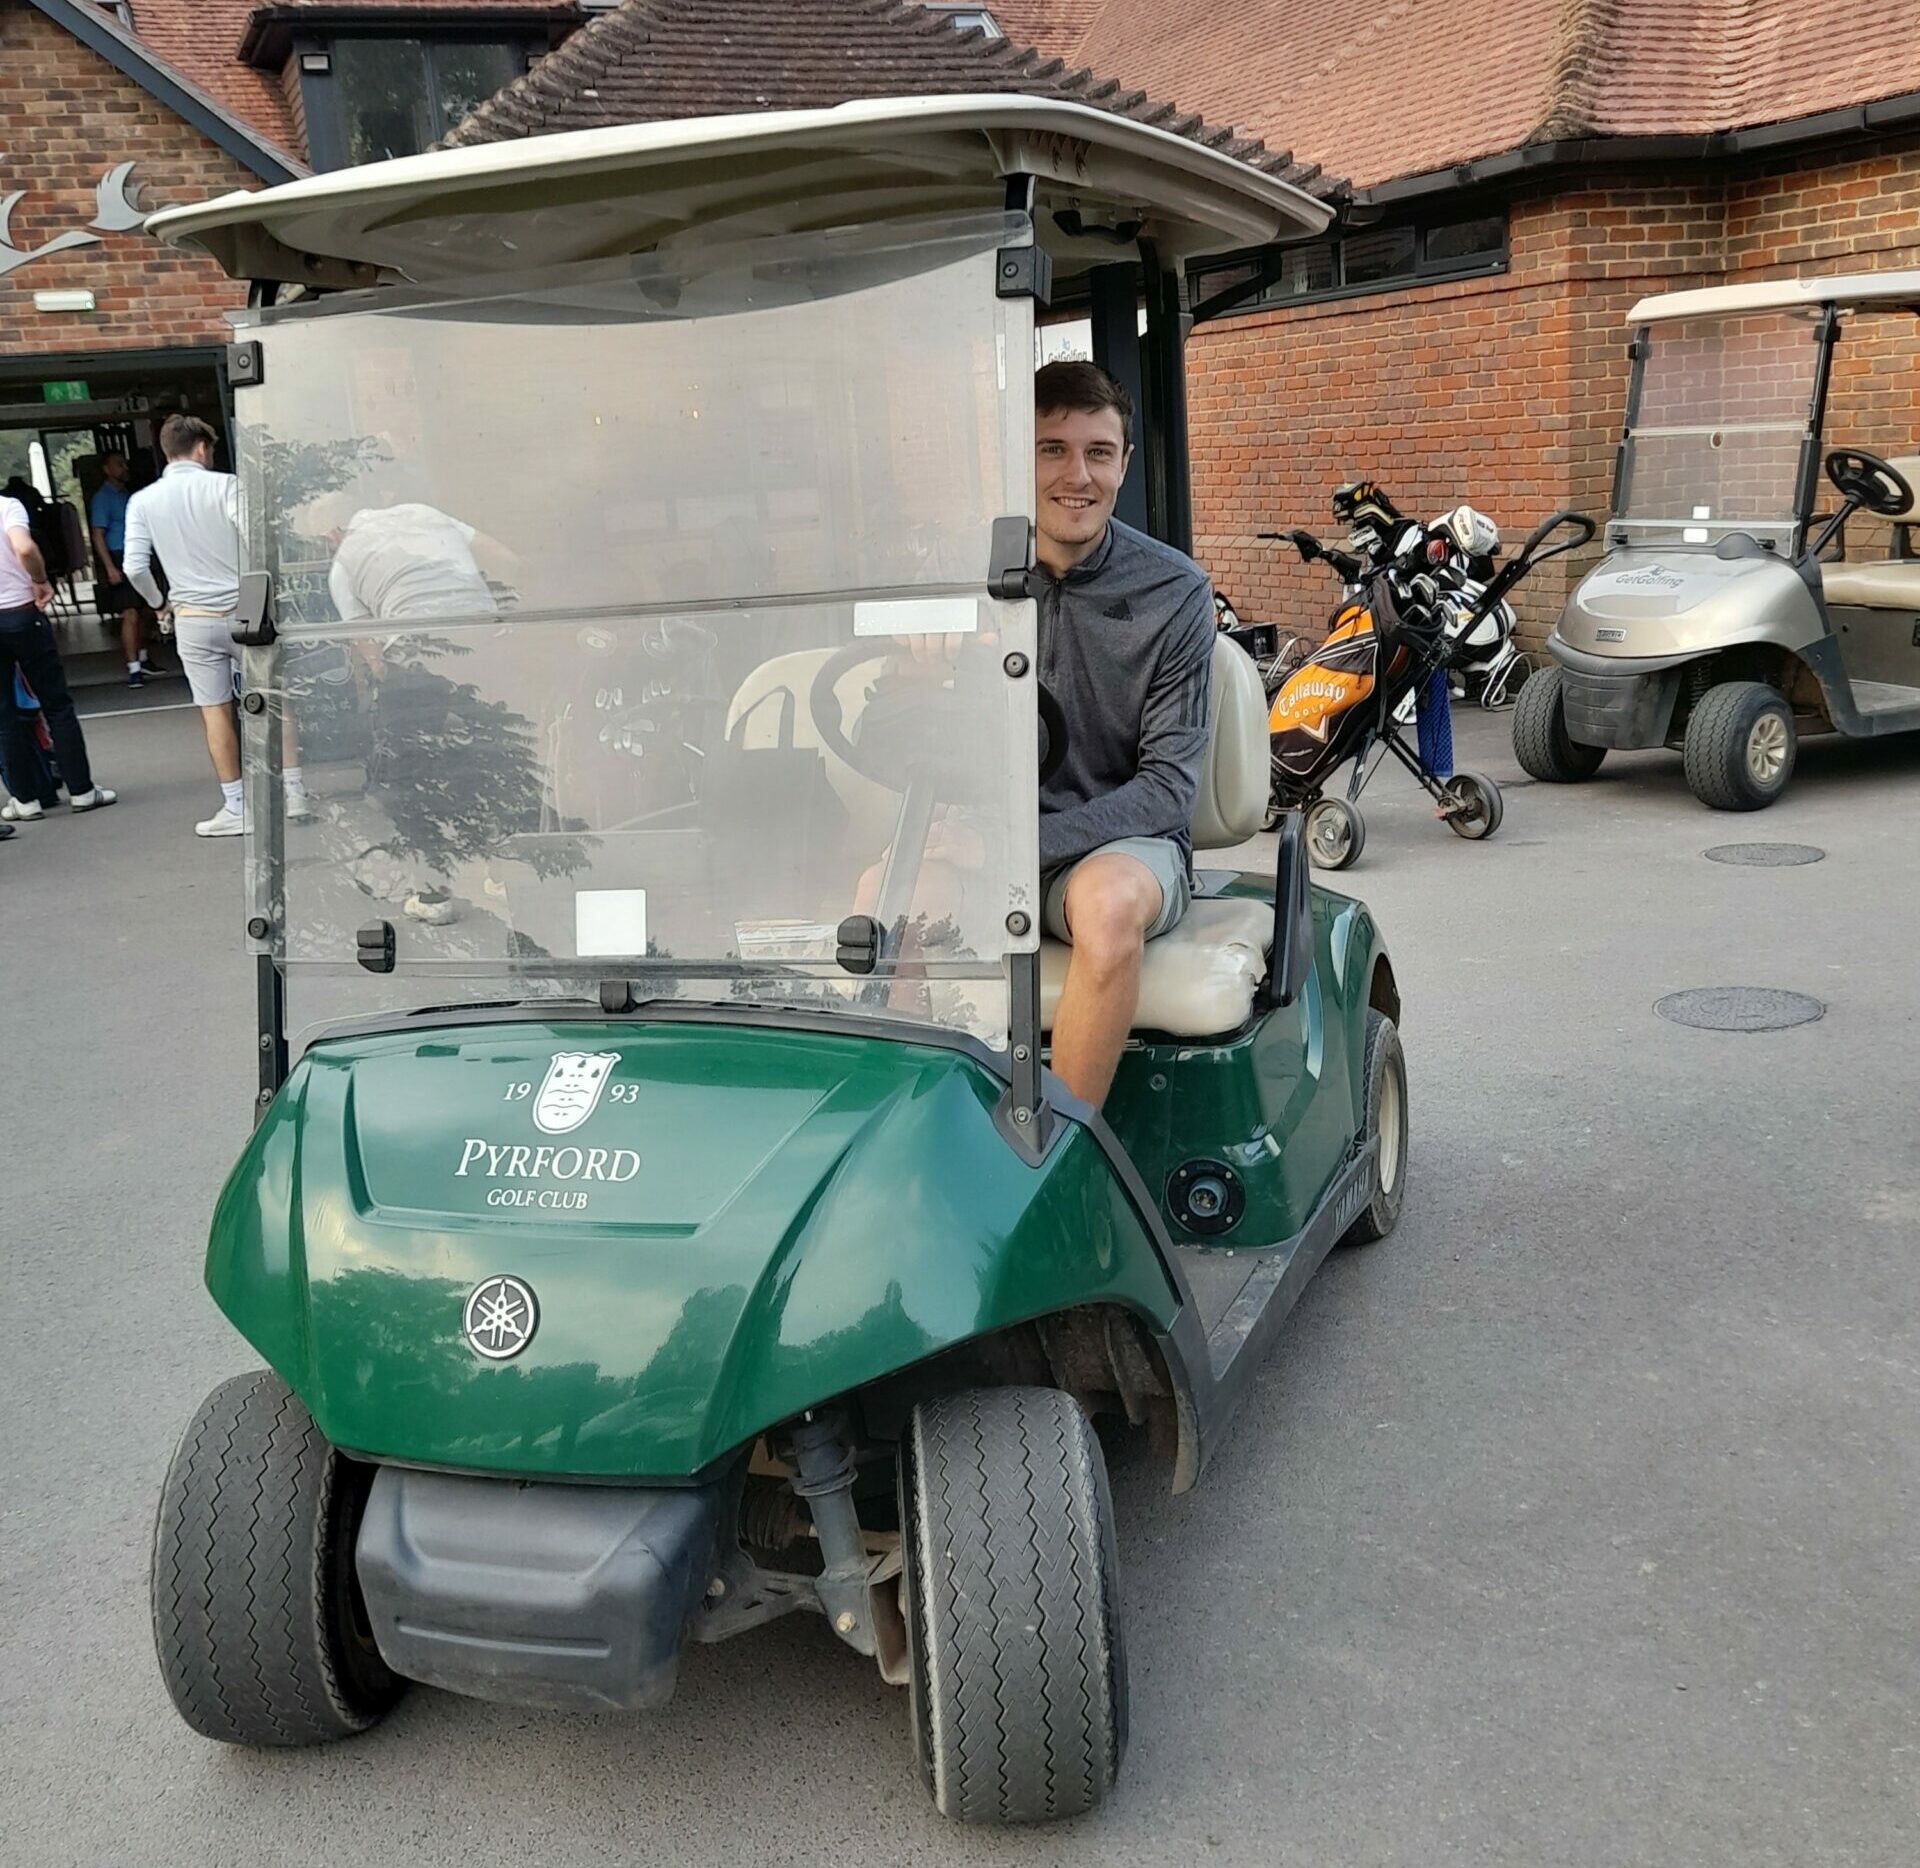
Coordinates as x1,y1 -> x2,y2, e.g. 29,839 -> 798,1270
69,786 -> 117,812
286,790 -> 316,821
2,797 -> 44,822
195,805 -> 247,838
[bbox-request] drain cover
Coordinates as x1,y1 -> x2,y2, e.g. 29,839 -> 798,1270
1655,988 -> 1825,1032
1704,843 -> 1825,866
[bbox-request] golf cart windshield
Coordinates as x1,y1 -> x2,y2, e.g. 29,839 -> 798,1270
1616,309 -> 1824,547
238,214 -> 1038,1047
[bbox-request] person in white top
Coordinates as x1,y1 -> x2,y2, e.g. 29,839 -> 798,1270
124,413 -> 308,836
1,490 -> 116,824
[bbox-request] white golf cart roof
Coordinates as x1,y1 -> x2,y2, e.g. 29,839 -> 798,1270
147,94 -> 1334,290
1628,269 -> 1920,324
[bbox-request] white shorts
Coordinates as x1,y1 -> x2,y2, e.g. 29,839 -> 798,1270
174,615 -> 242,708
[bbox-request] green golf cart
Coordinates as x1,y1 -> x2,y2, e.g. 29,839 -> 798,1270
144,99 -> 1406,1824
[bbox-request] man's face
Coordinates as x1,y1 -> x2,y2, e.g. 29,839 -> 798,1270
103,454 -> 127,484
1035,405 -> 1131,561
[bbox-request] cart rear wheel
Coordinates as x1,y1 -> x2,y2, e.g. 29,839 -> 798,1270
901,1386 -> 1126,1825
151,1371 -> 402,1746
1512,666 -> 1606,781
1683,681 -> 1796,810
1306,797 -> 1365,870
1441,769 -> 1504,839
1344,1010 -> 1408,1246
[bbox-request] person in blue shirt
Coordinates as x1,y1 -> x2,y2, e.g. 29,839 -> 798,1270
89,452 -> 161,688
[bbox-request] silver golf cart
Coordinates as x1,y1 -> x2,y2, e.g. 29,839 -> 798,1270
1515,271 -> 1920,808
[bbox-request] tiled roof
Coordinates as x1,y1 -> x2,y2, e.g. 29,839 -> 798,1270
104,2 -> 581,158
102,0 -> 301,148
31,0 -> 302,178
1022,0 -> 1920,189
442,0 -> 1343,199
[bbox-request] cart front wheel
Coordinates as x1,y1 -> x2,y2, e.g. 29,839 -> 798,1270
151,1371 -> 402,1746
901,1387 -> 1126,1825
1441,770 -> 1504,839
1344,1010 -> 1409,1245
1306,797 -> 1365,870
1683,681 -> 1796,810
1512,666 -> 1606,781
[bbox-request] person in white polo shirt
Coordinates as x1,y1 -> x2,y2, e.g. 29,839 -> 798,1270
1,487 -> 115,823
123,413 -> 310,836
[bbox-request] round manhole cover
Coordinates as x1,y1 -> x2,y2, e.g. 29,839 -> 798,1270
1655,988 -> 1825,1032
1704,843 -> 1825,867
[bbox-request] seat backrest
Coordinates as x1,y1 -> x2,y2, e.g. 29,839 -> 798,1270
1191,633 -> 1271,850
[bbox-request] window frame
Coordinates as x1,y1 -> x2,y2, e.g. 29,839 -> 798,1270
1189,206 -> 1511,321
296,29 -> 542,172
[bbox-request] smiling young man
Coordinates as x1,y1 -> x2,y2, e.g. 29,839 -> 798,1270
1032,360 -> 1214,1109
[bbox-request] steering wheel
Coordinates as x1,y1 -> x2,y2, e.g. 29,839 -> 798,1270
1825,448 -> 1915,518
807,640 -> 1069,793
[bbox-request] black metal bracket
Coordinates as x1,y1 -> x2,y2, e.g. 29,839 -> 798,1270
834,915 -> 880,976
1259,811 -> 1314,1012
356,922 -> 396,974
996,242 -> 1052,304
988,515 -> 1036,600
227,339 -> 264,387
232,570 -> 276,646
254,952 -> 287,1120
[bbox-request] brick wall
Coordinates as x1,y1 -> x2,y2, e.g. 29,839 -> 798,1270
0,4 -> 254,360
1191,136 -> 1920,647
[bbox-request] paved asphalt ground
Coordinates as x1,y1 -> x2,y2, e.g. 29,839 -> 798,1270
3,687 -> 1916,1867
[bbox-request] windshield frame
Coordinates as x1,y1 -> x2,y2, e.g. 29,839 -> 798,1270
231,213 -> 1043,1060
1610,303 -> 1839,559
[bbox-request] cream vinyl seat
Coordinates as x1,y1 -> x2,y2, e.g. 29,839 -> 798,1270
1821,455 -> 1920,610
1040,634 -> 1275,1037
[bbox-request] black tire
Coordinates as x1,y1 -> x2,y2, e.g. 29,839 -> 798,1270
1512,666 -> 1606,782
1343,1011 -> 1408,1246
151,1371 -> 402,1746
901,1387 -> 1126,1825
1682,681 -> 1796,810
1306,797 -> 1365,870
1441,769 -> 1504,840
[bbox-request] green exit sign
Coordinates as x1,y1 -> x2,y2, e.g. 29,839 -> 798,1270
42,380 -> 90,404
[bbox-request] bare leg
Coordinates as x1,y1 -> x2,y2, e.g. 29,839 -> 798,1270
1049,852 -> 1162,1109
117,603 -> 142,667
201,704 -> 241,784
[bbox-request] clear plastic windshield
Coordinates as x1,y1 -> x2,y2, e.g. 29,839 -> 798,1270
234,216 -> 1037,1047
1617,310 -> 1823,544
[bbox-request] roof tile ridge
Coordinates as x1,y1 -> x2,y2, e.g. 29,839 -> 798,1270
444,0 -> 664,145
1530,0 -> 1625,144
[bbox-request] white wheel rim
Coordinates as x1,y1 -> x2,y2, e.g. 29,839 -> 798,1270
1377,1058 -> 1403,1194
1747,711 -> 1789,785
1311,806 -> 1350,862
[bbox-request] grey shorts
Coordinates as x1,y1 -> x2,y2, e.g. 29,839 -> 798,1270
1041,835 -> 1191,943
174,614 -> 241,708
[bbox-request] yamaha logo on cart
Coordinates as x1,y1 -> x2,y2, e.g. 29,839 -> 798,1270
463,1275 -> 539,1360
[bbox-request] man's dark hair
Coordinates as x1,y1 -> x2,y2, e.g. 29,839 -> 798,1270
1035,359 -> 1133,444
159,413 -> 219,461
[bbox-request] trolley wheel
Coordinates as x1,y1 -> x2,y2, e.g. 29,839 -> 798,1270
1306,797 -> 1365,870
1440,770 -> 1503,839
1512,666 -> 1606,781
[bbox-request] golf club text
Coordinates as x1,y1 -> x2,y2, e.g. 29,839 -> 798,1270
455,1140 -> 642,1183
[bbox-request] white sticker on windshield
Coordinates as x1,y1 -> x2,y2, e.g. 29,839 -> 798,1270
575,889 -> 648,958
853,598 -> 980,638
1684,528 -> 1710,543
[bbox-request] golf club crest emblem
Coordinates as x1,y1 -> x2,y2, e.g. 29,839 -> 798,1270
463,1275 -> 538,1360
533,1051 -> 620,1134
